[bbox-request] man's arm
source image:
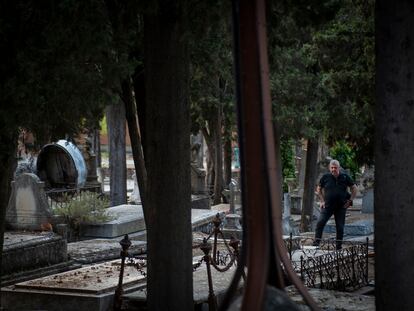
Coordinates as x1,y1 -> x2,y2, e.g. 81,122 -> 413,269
316,185 -> 325,209
350,184 -> 357,200
344,184 -> 358,208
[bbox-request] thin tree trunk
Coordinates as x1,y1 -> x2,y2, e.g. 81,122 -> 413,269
202,126 -> 215,193
106,102 -> 127,206
132,67 -> 147,158
375,2 -> 414,310
0,132 -> 18,277
144,1 -> 193,309
213,105 -> 223,205
92,128 -> 101,169
121,77 -> 148,224
223,128 -> 232,188
300,138 -> 319,232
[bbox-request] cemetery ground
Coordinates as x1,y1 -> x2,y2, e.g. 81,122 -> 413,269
2,151 -> 375,310
2,198 -> 375,311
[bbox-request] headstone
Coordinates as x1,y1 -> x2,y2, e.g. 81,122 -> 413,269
190,133 -> 207,194
290,194 -> 302,215
361,188 -> 374,213
191,164 -> 207,194
6,173 -> 52,230
82,138 -> 101,189
190,133 -> 204,168
130,170 -> 141,204
282,193 -> 299,235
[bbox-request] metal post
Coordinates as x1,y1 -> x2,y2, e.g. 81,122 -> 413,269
212,213 -> 221,262
229,179 -> 236,214
200,238 -> 217,311
365,237 -> 369,284
114,234 -> 132,311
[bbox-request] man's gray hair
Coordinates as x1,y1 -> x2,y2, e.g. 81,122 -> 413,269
329,159 -> 340,167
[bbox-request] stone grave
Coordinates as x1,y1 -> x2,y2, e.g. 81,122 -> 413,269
80,204 -> 226,239
324,211 -> 374,236
6,173 -> 52,231
123,259 -> 241,310
80,204 -> 146,238
1,259 -> 146,311
2,231 -> 69,286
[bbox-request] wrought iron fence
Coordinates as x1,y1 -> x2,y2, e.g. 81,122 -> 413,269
284,235 -> 369,291
45,185 -> 102,209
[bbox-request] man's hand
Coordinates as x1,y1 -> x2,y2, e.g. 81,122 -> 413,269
344,199 -> 353,209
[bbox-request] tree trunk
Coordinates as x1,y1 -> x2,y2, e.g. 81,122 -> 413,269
91,128 -> 101,169
132,67 -> 147,158
223,127 -> 232,189
300,138 -> 319,232
122,77 -> 148,224
106,102 -> 127,206
202,126 -> 214,193
144,1 -> 193,309
0,131 -> 18,276
375,2 -> 414,310
213,106 -> 223,205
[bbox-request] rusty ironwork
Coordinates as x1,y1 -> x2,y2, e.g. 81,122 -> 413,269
284,237 -> 369,291
190,214 -> 243,309
200,238 -> 218,311
220,0 -> 321,310
45,185 -> 102,209
114,234 -> 132,311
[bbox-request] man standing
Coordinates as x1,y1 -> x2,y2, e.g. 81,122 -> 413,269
313,159 -> 358,250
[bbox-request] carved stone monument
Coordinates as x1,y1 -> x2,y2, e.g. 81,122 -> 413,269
6,173 -> 52,230
190,133 -> 207,194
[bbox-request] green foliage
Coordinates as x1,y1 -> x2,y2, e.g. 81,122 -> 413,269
329,140 -> 359,178
53,192 -> 113,238
280,138 -> 296,192
268,0 -> 375,165
189,1 -> 235,138
0,0 -> 142,145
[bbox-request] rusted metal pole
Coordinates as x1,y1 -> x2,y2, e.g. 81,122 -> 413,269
235,0 -> 321,310
113,234 -> 132,311
212,213 -> 221,262
200,238 -> 217,311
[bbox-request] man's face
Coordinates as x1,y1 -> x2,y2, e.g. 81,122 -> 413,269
330,164 -> 340,177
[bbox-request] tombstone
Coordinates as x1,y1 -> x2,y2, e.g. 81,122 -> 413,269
190,134 -> 207,195
282,193 -> 299,235
6,173 -> 52,230
290,194 -> 302,215
130,170 -> 142,204
190,133 -> 204,168
362,188 -> 374,213
81,137 -> 101,188
360,166 -> 374,214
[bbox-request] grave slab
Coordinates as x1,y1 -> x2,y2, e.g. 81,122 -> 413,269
80,204 -> 145,238
324,219 -> 374,236
123,261 -> 241,310
80,205 -> 226,239
1,260 -> 146,311
2,231 -> 67,276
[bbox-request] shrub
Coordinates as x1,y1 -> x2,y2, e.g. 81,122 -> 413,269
53,192 -> 113,239
329,140 -> 359,179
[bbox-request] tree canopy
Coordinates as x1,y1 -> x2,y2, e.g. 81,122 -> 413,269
268,0 -> 375,165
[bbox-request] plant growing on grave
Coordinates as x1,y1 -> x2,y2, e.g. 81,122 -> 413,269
53,192 -> 113,239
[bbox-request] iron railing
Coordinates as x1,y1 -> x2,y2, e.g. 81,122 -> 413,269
45,185 -> 102,209
284,235 -> 369,291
